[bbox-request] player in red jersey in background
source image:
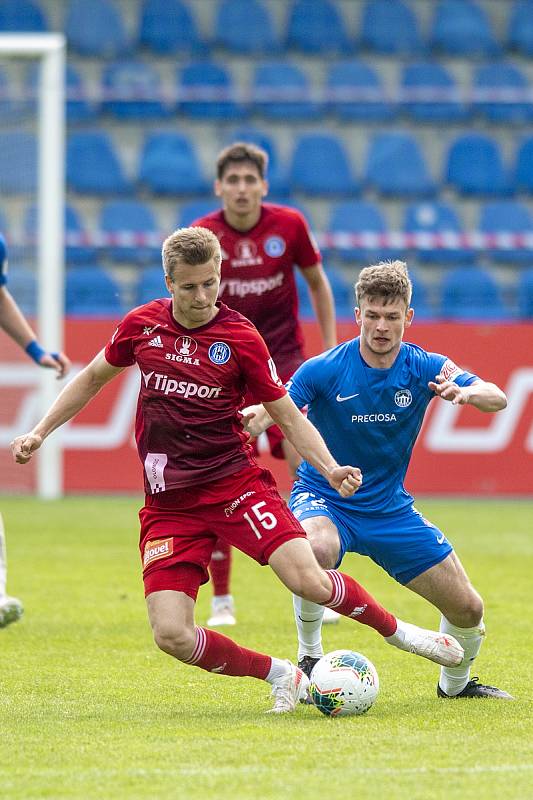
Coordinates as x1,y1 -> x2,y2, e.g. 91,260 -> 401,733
12,227 -> 463,714
193,142 -> 340,626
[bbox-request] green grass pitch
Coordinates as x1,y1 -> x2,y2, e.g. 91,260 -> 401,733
0,497 -> 532,800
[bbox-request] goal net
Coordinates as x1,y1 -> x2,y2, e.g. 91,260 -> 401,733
0,33 -> 66,499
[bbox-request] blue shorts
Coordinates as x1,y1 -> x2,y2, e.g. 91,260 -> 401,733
288,483 -> 453,585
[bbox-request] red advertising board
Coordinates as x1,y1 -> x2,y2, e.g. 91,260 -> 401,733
1,319 -> 532,495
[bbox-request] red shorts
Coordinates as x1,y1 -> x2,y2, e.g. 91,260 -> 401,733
139,466 -> 306,599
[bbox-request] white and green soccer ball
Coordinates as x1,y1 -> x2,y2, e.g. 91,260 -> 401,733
309,650 -> 379,717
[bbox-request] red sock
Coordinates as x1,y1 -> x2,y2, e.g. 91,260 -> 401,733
209,538 -> 232,597
184,627 -> 271,679
325,570 -> 397,637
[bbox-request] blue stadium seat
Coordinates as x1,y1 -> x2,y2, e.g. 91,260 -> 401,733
0,132 -> 36,193
508,0 -> 533,57
139,0 -> 204,54
326,61 -> 395,122
100,200 -> 161,264
514,137 -> 533,193
446,134 -> 511,196
178,200 -> 220,227
286,0 -> 351,55
25,204 -> 97,265
66,0 -> 131,57
3,266 -> 37,316
324,266 -> 354,317
517,268 -> 533,318
403,202 -> 470,265
360,0 -> 423,55
328,201 -> 395,264
0,0 -> 47,31
224,127 -> 289,196
102,60 -> 169,120
289,134 -> 358,196
178,61 -> 245,120
135,266 -> 167,306
401,62 -> 470,123
439,265 -> 505,320
252,62 -> 321,120
295,270 -> 315,319
430,0 -> 499,57
138,133 -> 208,195
408,267 -> 434,319
479,201 -> 533,265
67,131 -> 130,194
65,64 -> 98,124
0,65 -> 27,123
366,133 -> 435,197
473,62 -> 533,124
66,266 -> 125,317
214,0 -> 279,54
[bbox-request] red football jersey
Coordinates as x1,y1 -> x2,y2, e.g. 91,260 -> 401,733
192,203 -> 321,380
105,300 -> 286,494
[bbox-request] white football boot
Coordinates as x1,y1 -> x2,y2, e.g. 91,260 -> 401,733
267,662 -> 310,714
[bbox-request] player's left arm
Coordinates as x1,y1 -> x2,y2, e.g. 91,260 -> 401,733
263,393 -> 361,497
428,376 -> 507,412
0,285 -> 70,378
299,264 -> 337,350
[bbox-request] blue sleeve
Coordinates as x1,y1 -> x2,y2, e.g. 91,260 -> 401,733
425,351 -> 479,388
0,235 -> 7,287
286,356 -> 321,409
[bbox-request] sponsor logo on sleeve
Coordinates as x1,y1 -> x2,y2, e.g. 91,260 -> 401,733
143,537 -> 173,568
439,359 -> 463,382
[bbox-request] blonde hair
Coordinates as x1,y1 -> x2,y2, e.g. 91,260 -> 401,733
355,260 -> 412,308
162,227 -> 221,279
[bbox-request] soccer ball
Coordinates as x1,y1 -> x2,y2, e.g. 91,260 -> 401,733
309,650 -> 379,717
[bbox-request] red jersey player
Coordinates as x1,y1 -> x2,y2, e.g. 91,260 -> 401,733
11,227 -> 463,714
193,142 -> 338,626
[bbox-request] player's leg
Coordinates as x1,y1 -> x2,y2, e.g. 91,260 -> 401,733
0,512 -> 23,629
145,572 -> 308,713
268,537 -> 464,668
292,514 -> 343,673
206,538 -> 235,627
406,551 -> 513,699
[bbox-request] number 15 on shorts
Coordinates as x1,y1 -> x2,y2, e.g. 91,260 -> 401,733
243,501 -> 278,539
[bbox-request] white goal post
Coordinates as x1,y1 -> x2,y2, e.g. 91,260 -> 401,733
0,33 -> 66,499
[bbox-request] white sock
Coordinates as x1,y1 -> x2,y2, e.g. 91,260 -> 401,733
293,594 -> 324,661
212,594 -> 233,608
0,513 -> 7,598
439,616 -> 485,696
265,657 -> 290,685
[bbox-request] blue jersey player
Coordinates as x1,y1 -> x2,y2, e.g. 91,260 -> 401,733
245,260 -> 512,700
0,233 -> 70,628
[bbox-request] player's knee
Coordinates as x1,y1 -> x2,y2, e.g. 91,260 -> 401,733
153,621 -> 195,660
450,590 -> 484,628
308,537 -> 337,569
293,569 -> 331,604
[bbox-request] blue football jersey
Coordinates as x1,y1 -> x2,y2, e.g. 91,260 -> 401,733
0,234 -> 7,287
288,337 -> 478,513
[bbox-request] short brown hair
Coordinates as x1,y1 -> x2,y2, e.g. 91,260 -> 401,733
355,260 -> 412,308
216,142 -> 268,179
162,227 -> 221,279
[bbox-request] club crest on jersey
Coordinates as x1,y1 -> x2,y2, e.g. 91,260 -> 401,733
394,389 -> 412,407
264,235 -> 286,258
208,342 -> 231,365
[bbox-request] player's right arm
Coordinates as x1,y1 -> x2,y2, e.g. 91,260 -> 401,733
11,351 -> 125,464
262,393 -> 361,498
